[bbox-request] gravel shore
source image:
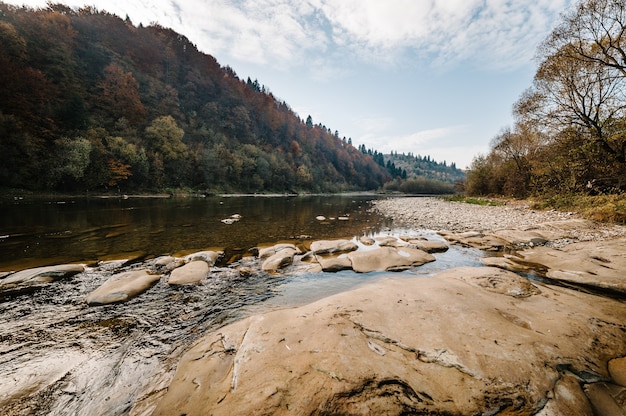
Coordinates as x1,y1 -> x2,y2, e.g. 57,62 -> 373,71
372,196 -> 626,243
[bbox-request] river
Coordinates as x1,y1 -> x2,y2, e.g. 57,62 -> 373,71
0,195 -> 485,415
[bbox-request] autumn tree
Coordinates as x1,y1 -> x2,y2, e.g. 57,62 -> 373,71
543,0 -> 626,77
469,0 -> 626,197
98,63 -> 146,125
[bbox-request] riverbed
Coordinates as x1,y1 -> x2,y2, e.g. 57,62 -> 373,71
3,195 -> 625,415
1,195 -> 486,415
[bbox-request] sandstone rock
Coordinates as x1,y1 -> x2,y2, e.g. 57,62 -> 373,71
536,375 -> 594,416
440,231 -> 508,251
184,250 -> 222,266
261,248 -> 297,272
609,357 -> 626,387
347,247 -> 435,273
85,270 -> 161,306
316,254 -> 353,272
1,264 -> 84,286
480,256 -> 537,273
310,239 -> 358,255
153,256 -> 176,267
508,238 -> 626,295
452,266 -> 541,298
0,264 -> 85,296
489,229 -> 556,246
237,266 -> 256,278
375,236 -> 406,247
152,267 -> 626,416
150,256 -> 184,273
168,261 -> 210,285
359,236 -> 375,245
412,239 -> 448,253
258,243 -> 299,260
584,383 -> 626,416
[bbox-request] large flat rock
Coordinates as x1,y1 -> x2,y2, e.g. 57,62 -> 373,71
487,238 -> 626,295
152,267 -> 626,415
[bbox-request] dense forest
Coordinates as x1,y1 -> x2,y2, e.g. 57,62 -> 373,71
0,2 -> 392,193
466,0 -> 626,201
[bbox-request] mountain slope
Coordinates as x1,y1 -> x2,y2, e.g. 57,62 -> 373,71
0,3 -> 389,193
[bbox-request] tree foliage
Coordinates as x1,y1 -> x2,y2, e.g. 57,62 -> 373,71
0,2 -> 389,193
467,0 -> 626,198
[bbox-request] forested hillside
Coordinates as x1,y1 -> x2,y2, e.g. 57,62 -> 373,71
466,0 -> 626,201
0,3 -> 389,193
382,152 -> 465,183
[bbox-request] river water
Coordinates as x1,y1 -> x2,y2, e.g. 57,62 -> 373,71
0,195 -> 392,271
0,195 -> 485,415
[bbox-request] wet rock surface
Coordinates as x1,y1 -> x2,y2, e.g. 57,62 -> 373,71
0,264 -> 85,298
0,256 -> 283,416
152,267 -> 626,416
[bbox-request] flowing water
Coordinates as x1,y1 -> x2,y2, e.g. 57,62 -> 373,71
0,195 -> 485,415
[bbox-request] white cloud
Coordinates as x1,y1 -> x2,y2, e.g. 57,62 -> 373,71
358,125 -> 467,154
7,0 -> 573,72
318,0 -> 573,70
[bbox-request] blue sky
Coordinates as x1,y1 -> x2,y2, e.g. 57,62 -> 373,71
7,0 -> 574,169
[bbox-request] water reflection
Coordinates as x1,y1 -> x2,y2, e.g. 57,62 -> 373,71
0,195 -> 391,271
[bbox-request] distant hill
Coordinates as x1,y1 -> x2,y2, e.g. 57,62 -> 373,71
0,2 -> 389,193
382,152 -> 465,184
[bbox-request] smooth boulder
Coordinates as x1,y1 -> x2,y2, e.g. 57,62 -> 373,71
261,247 -> 297,272
411,239 -> 449,253
310,239 -> 358,255
316,254 -> 353,272
347,246 -> 435,273
184,250 -> 222,266
168,261 -> 209,285
258,243 -> 299,260
85,270 -> 161,306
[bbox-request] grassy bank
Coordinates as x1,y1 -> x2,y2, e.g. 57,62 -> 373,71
530,194 -> 626,224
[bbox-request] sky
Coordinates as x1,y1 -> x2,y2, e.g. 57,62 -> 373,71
6,0 -> 575,169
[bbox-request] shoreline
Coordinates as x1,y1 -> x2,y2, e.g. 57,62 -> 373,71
372,196 -> 626,242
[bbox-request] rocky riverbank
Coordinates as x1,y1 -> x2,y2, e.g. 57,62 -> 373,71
153,198 -> 626,415
2,196 -> 626,415
372,196 -> 626,243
